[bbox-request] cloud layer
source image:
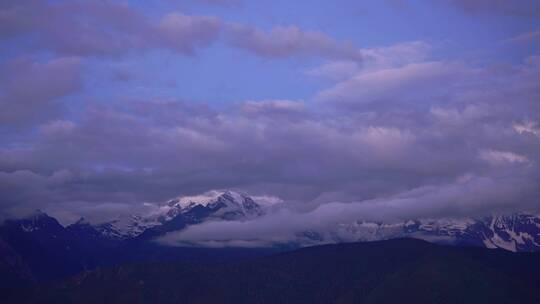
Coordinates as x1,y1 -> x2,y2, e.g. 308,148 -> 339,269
2,53 -> 539,223
0,1 -> 539,238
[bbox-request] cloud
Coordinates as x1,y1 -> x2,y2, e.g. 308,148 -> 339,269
316,61 -> 466,106
0,1 -> 222,57
307,41 -> 430,81
361,41 -> 431,69
1,1 -> 368,62
225,24 -> 364,61
155,12 -> 222,54
306,61 -> 360,81
0,1 -> 384,65
250,195 -> 284,207
194,0 -> 242,7
2,53 -> 540,223
158,171 -> 540,247
443,0 -> 540,17
240,99 -> 306,120
0,57 -> 82,125
1,2 -> 540,234
514,121 -> 540,137
504,30 -> 540,45
479,150 -> 529,165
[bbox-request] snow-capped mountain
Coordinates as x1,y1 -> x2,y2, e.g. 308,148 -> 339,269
164,190 -> 264,221
310,213 -> 540,252
1,204 -> 540,287
0,196 -> 268,282
4,196 -> 538,253
89,190 -> 265,240
73,189 -> 539,252
92,215 -> 162,240
0,190 -> 265,244
475,213 -> 540,252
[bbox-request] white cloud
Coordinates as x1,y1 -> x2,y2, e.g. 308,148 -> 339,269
306,61 -> 360,81
316,61 -> 465,105
226,24 -> 363,61
157,173 -> 538,247
241,99 -> 305,115
479,150 -> 529,165
514,121 -> 540,136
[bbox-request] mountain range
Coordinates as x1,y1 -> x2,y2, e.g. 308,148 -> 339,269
62,190 -> 540,252
1,190 -> 540,286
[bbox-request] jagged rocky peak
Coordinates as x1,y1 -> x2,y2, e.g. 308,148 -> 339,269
477,212 -> 540,252
66,217 -> 96,232
71,217 -> 91,226
486,213 -> 540,229
19,209 -> 51,222
26,209 -> 47,218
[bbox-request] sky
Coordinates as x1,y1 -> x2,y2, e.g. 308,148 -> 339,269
1,0 -> 540,232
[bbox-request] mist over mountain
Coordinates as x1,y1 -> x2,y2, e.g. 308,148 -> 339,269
1,190 -> 540,292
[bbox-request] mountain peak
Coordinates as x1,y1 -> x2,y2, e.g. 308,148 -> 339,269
25,209 -> 49,220
73,217 -> 90,226
85,190 -> 264,240
167,190 -> 246,209
2,210 -> 63,233
156,190 -> 264,224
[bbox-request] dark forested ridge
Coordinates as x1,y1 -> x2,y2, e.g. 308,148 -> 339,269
7,238 -> 540,304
